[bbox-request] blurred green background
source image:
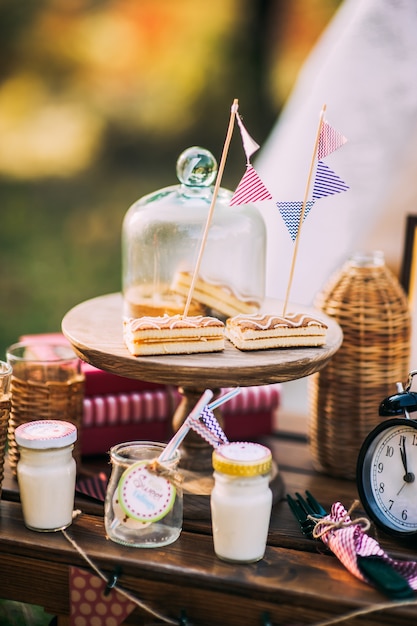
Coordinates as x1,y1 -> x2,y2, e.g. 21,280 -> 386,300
0,0 -> 341,359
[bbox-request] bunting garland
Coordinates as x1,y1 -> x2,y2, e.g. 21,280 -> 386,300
230,113 -> 272,206
276,117 -> 349,242
230,106 -> 348,224
229,104 -> 349,315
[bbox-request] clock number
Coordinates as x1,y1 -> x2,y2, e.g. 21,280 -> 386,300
413,434 -> 417,446
402,509 -> 408,520
386,445 -> 394,457
377,462 -> 383,473
399,435 -> 406,447
379,482 -> 385,494
388,500 -> 394,510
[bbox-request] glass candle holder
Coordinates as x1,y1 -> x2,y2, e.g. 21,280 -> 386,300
105,441 -> 183,548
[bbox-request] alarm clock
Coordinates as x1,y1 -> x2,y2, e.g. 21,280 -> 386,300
356,371 -> 417,536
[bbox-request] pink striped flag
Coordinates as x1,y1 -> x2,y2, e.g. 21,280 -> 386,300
318,120 -> 347,160
230,165 -> 272,205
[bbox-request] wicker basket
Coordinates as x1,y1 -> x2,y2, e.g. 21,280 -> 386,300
8,375 -> 85,475
0,397 -> 11,496
308,252 -> 411,479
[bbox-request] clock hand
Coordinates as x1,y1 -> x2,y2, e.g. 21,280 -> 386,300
396,481 -> 407,496
400,438 -> 415,483
400,438 -> 408,474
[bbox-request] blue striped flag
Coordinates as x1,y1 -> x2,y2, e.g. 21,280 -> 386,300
277,200 -> 315,241
313,160 -> 349,199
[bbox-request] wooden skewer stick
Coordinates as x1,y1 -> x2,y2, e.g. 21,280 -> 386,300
282,104 -> 327,318
182,98 -> 239,318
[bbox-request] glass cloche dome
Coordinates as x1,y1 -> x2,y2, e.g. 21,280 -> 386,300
122,146 -> 266,320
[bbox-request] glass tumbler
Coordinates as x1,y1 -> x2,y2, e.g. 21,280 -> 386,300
105,441 -> 183,548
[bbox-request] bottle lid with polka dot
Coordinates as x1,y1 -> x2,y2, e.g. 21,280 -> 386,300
15,420 -> 77,449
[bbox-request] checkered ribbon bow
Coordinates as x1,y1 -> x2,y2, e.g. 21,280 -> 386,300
312,502 -> 417,595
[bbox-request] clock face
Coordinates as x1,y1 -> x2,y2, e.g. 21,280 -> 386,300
357,419 -> 417,535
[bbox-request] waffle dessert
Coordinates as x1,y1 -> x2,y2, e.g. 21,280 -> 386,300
123,314 -> 225,356
171,271 -> 260,319
225,312 -> 328,351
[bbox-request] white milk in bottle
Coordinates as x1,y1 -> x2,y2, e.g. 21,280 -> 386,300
15,420 -> 77,531
210,441 -> 273,563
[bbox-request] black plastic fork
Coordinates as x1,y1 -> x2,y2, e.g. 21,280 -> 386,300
286,490 -> 327,539
286,490 -> 414,599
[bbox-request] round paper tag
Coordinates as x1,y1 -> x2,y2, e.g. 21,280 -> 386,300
117,461 -> 176,523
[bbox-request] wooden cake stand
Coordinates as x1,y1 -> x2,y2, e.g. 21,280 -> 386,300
62,293 -> 343,518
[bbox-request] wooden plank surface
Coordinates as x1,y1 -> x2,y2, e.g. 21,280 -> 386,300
61,293 -> 343,387
1,404 -> 416,624
2,430 -> 417,625
0,496 -> 412,626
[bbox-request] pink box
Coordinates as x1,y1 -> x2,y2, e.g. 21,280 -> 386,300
80,385 -> 281,455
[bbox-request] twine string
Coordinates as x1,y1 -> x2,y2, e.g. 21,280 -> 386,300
146,458 -> 183,489
311,597 -> 417,626
310,500 -> 371,540
61,508 -> 417,626
62,513 -> 179,625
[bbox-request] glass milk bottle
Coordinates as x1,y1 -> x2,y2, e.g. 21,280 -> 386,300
210,442 -> 273,563
15,420 -> 77,531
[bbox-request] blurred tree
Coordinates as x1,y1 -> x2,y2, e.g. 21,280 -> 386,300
0,0 -> 340,356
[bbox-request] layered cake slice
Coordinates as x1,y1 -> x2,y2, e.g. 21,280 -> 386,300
123,314 -> 225,356
225,312 -> 328,351
172,271 -> 259,319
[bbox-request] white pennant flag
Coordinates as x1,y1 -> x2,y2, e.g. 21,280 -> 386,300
236,113 -> 260,163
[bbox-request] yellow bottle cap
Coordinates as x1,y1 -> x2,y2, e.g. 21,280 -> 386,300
212,442 -> 272,477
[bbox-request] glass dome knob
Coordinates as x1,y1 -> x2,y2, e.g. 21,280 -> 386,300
176,146 -> 218,187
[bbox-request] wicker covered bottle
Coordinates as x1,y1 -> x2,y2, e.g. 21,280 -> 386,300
308,251 -> 411,479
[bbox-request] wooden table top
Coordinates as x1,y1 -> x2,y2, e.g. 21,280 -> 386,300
2,415 -> 417,625
61,293 -> 343,387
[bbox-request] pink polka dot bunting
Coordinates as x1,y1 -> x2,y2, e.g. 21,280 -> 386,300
69,566 -> 136,626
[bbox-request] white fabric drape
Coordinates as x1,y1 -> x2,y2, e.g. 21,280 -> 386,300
255,0 -> 417,307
